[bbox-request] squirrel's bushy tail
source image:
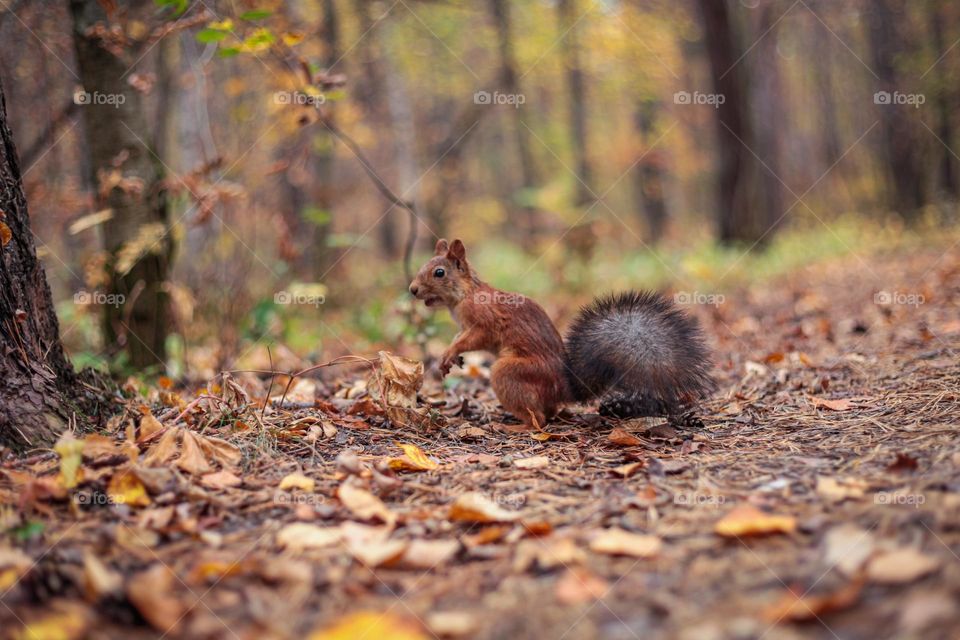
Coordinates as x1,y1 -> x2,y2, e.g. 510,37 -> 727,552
562,291 -> 714,416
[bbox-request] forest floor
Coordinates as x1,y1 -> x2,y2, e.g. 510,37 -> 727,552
2,240 -> 960,640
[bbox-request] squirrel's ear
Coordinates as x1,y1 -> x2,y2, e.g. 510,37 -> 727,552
447,239 -> 467,267
434,238 -> 449,255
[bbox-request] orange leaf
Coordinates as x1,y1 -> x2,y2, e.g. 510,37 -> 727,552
608,428 -> 642,447
810,396 -> 853,411
387,443 -> 438,472
714,505 -> 796,537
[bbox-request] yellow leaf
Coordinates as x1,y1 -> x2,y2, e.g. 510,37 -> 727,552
387,443 -> 438,472
279,472 -> 315,492
210,19 -> 233,30
589,528 -> 662,558
714,505 -> 796,537
282,31 -> 305,46
55,433 -> 85,490
13,602 -> 90,640
309,611 -> 427,640
107,470 -> 151,507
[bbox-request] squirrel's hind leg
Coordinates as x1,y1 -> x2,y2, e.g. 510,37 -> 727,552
491,357 -> 556,430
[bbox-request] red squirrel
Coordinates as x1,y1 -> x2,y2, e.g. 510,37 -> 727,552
408,238 -> 714,429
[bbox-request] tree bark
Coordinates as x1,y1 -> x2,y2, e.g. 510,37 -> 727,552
70,0 -> 172,370
0,76 -> 80,450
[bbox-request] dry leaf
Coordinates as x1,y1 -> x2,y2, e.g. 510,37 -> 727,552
514,537 -> 585,572
425,611 -> 476,637
810,396 -> 853,411
714,505 -> 796,537
279,472 -> 316,492
387,443 -> 439,472
176,429 -> 212,474
823,525 -> 875,577
81,434 -> 120,459
126,564 -> 185,634
82,552 -> 122,601
764,579 -> 863,622
377,351 -> 424,408
448,492 -> 520,523
611,461 -> 644,477
608,428 -> 642,447
337,482 -> 396,526
276,523 -> 343,552
866,548 -> 939,585
55,433 -> 85,490
397,539 -> 460,569
137,414 -> 164,443
107,470 -> 151,507
555,567 -> 610,605
816,476 -> 867,502
589,528 -> 662,558
197,434 -> 242,468
513,455 -> 549,470
309,611 -> 427,640
143,427 -> 179,466
11,602 -> 90,640
200,470 -> 242,489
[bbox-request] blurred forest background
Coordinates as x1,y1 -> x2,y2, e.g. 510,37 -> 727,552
1,0 -> 957,380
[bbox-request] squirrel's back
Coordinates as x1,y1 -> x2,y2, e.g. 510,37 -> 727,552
563,291 -> 714,415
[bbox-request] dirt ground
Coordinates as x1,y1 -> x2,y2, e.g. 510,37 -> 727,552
2,241 -> 959,640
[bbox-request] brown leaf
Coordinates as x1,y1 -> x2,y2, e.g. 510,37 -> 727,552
200,470 -> 242,489
823,525 -> 875,577
764,579 -> 863,622
387,443 -> 439,472
276,523 -> 343,552
137,414 -> 165,443
513,455 -> 550,470
197,434 -> 242,468
126,564 -> 185,634
143,427 -> 179,466
376,351 -> 424,408
610,461 -> 644,478
866,548 -> 939,585
82,552 -> 123,602
395,539 -> 460,569
714,505 -> 796,537
555,567 -> 610,605
341,522 -> 404,566
816,476 -> 867,502
810,396 -> 853,411
337,482 -> 396,526
608,428 -> 642,447
176,429 -> 212,475
425,611 -> 476,638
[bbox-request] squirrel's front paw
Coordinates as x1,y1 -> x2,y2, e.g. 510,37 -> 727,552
439,352 -> 463,376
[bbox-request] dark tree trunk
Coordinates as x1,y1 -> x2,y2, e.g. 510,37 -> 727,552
71,0 -> 171,370
867,0 -> 928,220
489,0 -> 539,242
0,76 -> 80,450
557,0 -> 593,206
698,0 -> 776,245
930,0 -> 958,200
634,100 -> 668,243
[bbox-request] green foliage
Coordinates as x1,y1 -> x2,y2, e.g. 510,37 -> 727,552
154,0 -> 187,16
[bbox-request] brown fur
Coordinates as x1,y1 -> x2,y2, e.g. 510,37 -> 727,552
409,239 -> 568,428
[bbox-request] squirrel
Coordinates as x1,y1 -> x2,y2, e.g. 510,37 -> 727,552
408,238 -> 714,430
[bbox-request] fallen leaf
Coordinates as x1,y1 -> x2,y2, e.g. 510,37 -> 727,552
137,414 -> 165,443
810,396 -> 853,411
714,505 -> 796,537
279,472 -> 315,492
899,589 -> 956,633
387,442 -> 439,472
866,548 -> 939,585
107,469 -> 151,507
396,539 -> 460,569
822,525 -> 875,577
377,351 -> 424,408
425,611 -> 476,637
126,564 -> 185,634
448,492 -> 520,523
176,429 -> 212,474
197,434 -> 242,468
555,567 -> 610,605
200,470 -> 242,489
82,552 -> 123,601
513,455 -> 549,470
608,428 -> 642,446
309,611 -> 427,640
589,528 -> 662,558
276,523 -> 343,552
764,579 -> 863,622
82,434 -> 120,459
337,482 -> 396,526
12,602 -> 90,640
816,476 -> 867,502
514,537 -> 585,571
55,433 -> 85,490
611,461 -> 644,477
143,427 -> 179,466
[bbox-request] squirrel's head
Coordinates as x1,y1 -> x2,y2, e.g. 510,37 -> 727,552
409,238 -> 473,308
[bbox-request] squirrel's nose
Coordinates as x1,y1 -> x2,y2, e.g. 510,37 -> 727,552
409,284 -> 419,296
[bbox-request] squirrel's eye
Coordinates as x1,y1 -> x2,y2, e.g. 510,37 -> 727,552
433,268 -> 445,278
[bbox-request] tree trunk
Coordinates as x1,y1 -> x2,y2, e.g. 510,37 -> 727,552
867,0 -> 928,220
70,0 -> 171,370
930,0 -> 958,200
633,100 -> 668,243
0,76 -> 80,450
557,0 -> 593,206
698,0 -> 775,245
488,0 -> 539,242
